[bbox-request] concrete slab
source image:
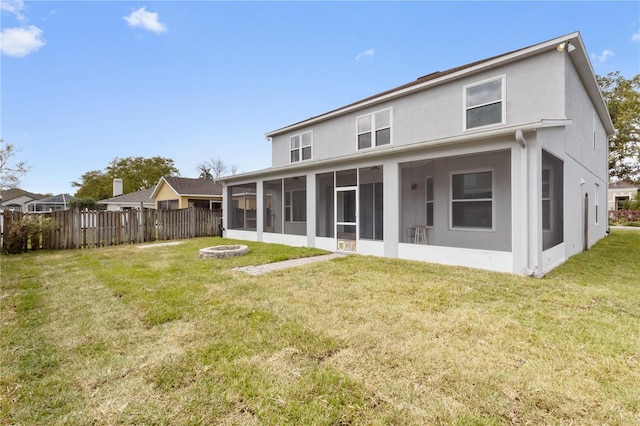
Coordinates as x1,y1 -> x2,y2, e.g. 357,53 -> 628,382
137,241 -> 185,249
233,252 -> 348,276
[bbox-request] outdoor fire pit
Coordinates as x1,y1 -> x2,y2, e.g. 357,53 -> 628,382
199,245 -> 249,259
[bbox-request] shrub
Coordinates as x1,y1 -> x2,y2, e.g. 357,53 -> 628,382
3,215 -> 55,254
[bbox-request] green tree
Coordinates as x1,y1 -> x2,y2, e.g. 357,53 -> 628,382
0,140 -> 30,190
72,156 -> 179,200
597,72 -> 640,183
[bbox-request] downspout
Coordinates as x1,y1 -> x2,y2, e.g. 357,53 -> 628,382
516,130 -> 535,276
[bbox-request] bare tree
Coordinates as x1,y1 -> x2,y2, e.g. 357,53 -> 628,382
196,163 -> 213,179
197,157 -> 238,179
0,140 -> 30,190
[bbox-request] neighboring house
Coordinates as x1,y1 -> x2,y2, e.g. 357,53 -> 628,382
27,194 -> 78,212
151,176 -> 223,211
0,188 -> 46,212
608,181 -> 639,210
97,187 -> 156,211
219,32 -> 614,276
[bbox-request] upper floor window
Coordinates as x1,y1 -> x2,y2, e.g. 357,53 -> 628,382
464,76 -> 505,130
290,131 -> 312,163
357,108 -> 391,150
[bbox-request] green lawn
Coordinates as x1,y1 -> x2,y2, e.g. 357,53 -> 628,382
1,231 -> 639,425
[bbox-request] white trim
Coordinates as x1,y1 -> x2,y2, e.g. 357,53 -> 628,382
463,75 -> 506,131
290,130 -> 313,164
223,120 -> 572,184
356,107 -> 393,151
449,168 -> 495,231
425,175 -> 434,228
398,243 -> 512,273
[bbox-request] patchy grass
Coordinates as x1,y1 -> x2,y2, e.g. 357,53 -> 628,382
1,233 -> 639,425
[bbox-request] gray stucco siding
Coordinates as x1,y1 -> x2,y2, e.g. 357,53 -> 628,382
270,51 -> 567,170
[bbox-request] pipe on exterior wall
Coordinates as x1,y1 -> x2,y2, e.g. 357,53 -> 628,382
515,130 -> 526,148
516,130 -> 536,276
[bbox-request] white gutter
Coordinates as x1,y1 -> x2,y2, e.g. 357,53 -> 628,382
516,130 -> 536,276
222,119 -> 572,184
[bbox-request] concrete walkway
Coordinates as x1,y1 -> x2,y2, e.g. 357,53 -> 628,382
610,225 -> 640,231
233,252 -> 348,276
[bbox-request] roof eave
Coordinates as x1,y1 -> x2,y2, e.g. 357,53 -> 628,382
265,32 -> 582,138
224,119 -> 572,184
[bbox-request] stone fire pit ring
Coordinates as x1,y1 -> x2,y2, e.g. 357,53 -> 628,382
199,245 -> 249,259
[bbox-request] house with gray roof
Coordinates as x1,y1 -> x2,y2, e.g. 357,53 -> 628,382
27,194 -> 78,212
1,188 -> 46,212
150,176 -> 223,211
219,32 -> 614,276
97,187 -> 156,211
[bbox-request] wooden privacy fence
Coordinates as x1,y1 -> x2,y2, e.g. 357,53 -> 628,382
1,208 -> 221,251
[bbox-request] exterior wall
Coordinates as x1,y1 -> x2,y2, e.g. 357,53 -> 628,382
608,187 -> 638,210
271,51 -> 565,169
399,150 -> 512,252
1,195 -> 35,212
154,183 -> 179,209
561,58 -> 609,260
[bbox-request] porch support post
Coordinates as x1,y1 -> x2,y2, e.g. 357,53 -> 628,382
527,138 -> 542,275
256,179 -> 264,242
222,183 -> 228,236
383,159 -> 399,258
511,145 -> 527,274
306,172 -> 316,248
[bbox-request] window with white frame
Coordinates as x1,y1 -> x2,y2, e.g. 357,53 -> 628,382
357,108 -> 391,150
290,131 -> 312,163
451,170 -> 493,229
425,176 -> 434,227
464,76 -> 505,130
285,190 -> 306,222
542,168 -> 552,231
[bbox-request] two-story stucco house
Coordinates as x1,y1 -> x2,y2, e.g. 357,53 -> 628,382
220,32 -> 614,276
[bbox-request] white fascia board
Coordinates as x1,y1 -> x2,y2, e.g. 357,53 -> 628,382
225,119 -> 572,184
265,33 -> 580,138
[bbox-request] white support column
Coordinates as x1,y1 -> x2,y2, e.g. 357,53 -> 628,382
256,180 -> 264,242
306,172 -> 316,248
527,141 -> 542,275
511,145 -> 527,274
222,182 -> 228,235
383,159 -> 399,258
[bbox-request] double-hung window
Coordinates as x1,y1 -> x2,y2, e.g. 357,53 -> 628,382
464,76 -> 505,130
357,108 -> 391,150
425,176 -> 434,227
290,131 -> 312,163
285,190 -> 306,222
451,170 -> 493,229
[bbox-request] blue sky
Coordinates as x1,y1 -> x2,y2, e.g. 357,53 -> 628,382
2,1 -> 639,196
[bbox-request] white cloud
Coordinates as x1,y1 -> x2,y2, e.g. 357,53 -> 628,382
591,49 -> 614,65
632,31 -> 640,42
123,7 -> 167,34
0,25 -> 45,57
0,0 -> 26,22
355,48 -> 375,60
